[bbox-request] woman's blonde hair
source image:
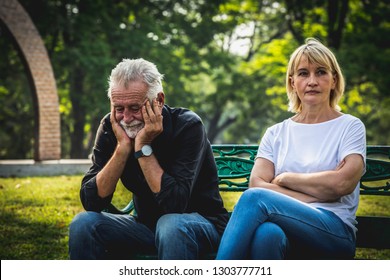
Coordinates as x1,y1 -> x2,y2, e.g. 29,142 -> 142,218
286,38 -> 345,113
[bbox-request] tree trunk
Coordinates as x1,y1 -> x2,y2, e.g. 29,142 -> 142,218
69,67 -> 87,158
327,0 -> 349,49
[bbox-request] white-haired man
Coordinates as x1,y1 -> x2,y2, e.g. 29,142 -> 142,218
69,58 -> 229,259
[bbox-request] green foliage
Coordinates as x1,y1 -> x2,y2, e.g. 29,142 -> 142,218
0,0 -> 389,159
338,0 -> 390,144
0,32 -> 35,159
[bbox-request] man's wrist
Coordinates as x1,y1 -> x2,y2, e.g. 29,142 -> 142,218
115,142 -> 132,156
134,140 -> 152,152
134,144 -> 153,159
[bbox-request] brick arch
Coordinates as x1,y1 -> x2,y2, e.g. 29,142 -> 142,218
0,0 -> 60,160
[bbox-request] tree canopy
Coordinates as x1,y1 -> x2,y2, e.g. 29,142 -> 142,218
1,0 -> 389,159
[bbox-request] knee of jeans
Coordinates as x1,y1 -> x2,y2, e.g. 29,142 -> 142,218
258,222 -> 287,243
239,188 -> 268,205
252,222 -> 289,259
69,211 -> 101,237
260,222 -> 286,237
156,214 -> 193,242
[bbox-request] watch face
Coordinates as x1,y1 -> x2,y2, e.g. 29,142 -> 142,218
142,145 -> 153,156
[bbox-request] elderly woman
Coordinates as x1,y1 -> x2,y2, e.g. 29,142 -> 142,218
216,38 -> 366,259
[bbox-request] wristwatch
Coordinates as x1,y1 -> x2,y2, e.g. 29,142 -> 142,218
134,145 -> 153,159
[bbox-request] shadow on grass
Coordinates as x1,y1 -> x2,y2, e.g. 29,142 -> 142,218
0,203 -> 71,260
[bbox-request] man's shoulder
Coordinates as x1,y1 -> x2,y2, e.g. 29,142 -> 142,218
100,113 -> 112,129
166,106 -> 202,124
96,113 -> 114,140
102,112 -> 111,122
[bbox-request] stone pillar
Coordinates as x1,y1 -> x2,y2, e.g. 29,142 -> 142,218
0,0 -> 61,160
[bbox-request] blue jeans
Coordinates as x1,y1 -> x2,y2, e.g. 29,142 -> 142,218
69,211 -> 221,260
216,188 -> 356,260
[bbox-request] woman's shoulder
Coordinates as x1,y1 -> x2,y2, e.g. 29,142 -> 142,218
268,118 -> 293,130
263,119 -> 292,136
338,114 -> 365,127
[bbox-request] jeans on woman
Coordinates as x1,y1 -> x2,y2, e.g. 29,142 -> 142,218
69,211 -> 221,260
216,188 -> 356,260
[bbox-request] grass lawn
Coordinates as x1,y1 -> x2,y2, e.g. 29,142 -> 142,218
0,175 -> 389,259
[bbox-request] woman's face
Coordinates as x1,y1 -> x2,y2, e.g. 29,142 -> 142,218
290,55 -> 336,110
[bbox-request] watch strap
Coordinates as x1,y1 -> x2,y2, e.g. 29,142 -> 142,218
134,150 -> 144,159
134,145 -> 153,159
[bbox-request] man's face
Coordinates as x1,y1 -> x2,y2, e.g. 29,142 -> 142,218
111,81 -> 149,139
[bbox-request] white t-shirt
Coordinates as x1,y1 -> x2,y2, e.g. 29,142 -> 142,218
257,114 -> 366,233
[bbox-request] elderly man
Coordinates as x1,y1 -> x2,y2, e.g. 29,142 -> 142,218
69,58 -> 229,259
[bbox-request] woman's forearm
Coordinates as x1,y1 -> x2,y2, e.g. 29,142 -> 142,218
249,177 -> 321,203
272,154 -> 364,201
272,171 -> 340,201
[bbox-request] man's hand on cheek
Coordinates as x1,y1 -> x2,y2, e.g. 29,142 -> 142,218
110,106 -> 132,150
136,99 -> 163,147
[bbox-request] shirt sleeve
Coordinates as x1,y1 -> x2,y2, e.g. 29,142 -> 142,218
154,121 -> 208,213
256,127 -> 275,163
339,117 -> 367,174
80,115 -> 116,211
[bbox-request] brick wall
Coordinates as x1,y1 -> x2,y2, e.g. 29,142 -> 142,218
0,0 -> 61,160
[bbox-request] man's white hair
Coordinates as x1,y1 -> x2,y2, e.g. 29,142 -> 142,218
107,58 -> 164,100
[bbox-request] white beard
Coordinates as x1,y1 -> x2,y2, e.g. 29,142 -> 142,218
120,120 -> 144,139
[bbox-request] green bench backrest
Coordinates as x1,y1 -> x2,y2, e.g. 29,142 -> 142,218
212,144 -> 390,196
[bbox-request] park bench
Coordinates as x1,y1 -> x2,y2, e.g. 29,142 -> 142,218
107,144 -> 390,259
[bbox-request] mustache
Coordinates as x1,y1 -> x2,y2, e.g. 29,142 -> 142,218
119,119 -> 144,128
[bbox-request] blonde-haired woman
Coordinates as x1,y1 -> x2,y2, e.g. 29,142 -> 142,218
216,38 -> 366,259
